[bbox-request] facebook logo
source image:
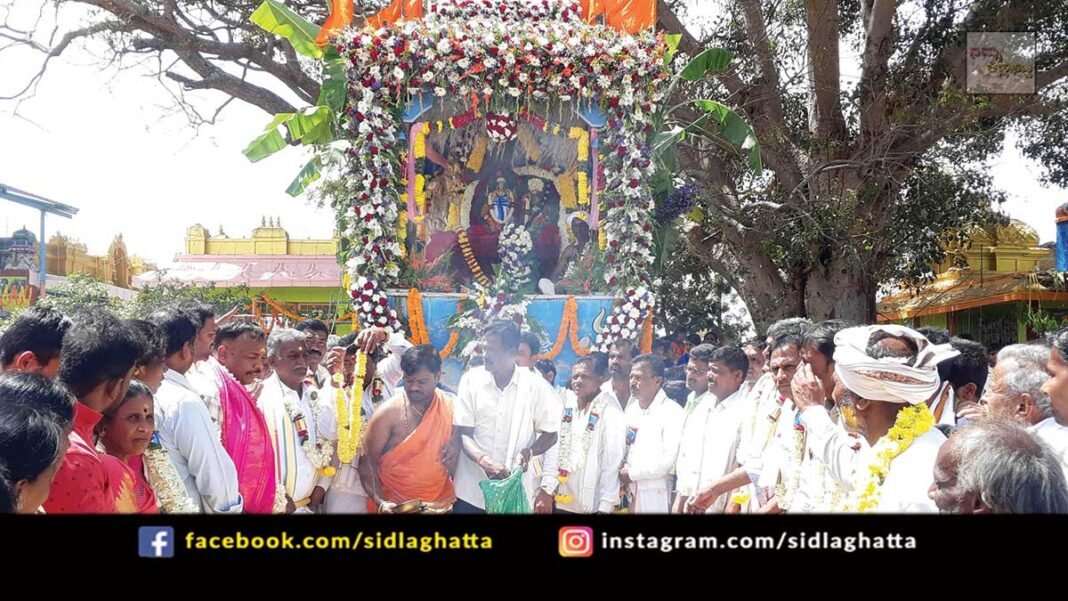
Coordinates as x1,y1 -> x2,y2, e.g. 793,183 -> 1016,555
138,527 -> 175,559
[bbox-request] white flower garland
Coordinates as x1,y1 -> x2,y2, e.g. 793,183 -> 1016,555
774,406 -> 806,511
144,434 -> 199,514
332,0 -> 669,318
281,385 -> 335,471
596,286 -> 654,351
498,222 -> 533,292
554,394 -> 608,506
350,276 -> 402,331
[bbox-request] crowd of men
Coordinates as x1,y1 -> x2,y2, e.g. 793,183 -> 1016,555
1,302 -> 1066,514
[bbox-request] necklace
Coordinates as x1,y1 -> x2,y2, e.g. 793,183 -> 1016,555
403,391 -> 430,433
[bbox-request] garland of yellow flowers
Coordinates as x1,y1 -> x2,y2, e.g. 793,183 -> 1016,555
413,122 -> 430,159
407,288 -> 430,345
335,352 -> 368,465
576,171 -> 589,207
567,127 -> 591,206
457,230 -> 491,287
839,403 -> 935,512
466,136 -> 488,173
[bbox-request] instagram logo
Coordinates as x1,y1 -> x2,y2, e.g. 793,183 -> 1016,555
559,527 -> 594,558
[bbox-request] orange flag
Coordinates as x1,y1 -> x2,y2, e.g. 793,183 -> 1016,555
582,0 -> 606,22
316,0 -> 355,45
366,0 -> 402,29
403,0 -> 423,20
605,0 -> 656,33
366,0 -> 423,29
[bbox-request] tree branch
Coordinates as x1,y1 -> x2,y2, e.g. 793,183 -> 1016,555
735,0 -> 804,194
858,0 -> 897,143
1038,58 -> 1068,90
805,0 -> 847,143
0,20 -> 131,100
656,0 -> 702,58
164,55 -> 298,115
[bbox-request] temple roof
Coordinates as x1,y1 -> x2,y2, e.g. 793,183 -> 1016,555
877,271 -> 1068,321
133,254 -> 341,289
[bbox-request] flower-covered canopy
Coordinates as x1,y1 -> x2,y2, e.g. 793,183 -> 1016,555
332,0 -> 670,335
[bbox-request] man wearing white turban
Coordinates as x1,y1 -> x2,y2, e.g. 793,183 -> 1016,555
791,325 -> 957,512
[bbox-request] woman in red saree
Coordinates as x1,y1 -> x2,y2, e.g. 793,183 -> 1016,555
98,381 -> 158,513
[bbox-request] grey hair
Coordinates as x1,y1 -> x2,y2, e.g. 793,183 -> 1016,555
266,328 -> 307,359
996,344 -> 1053,421
953,420 -> 1068,514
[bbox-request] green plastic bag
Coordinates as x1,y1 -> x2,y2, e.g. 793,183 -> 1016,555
480,468 -> 532,514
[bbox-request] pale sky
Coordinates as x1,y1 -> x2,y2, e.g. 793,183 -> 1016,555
0,3 -> 1063,268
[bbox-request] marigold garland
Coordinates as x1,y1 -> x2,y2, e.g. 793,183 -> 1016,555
640,306 -> 654,353
413,122 -> 430,159
568,127 -> 589,162
439,330 -> 461,359
568,307 -> 591,357
576,171 -> 589,206
407,288 -> 430,345
839,403 -> 935,513
336,352 -> 368,465
466,136 -> 488,173
537,296 -> 589,360
557,169 -> 578,209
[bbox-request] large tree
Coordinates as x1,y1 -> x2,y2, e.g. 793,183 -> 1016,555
658,0 -> 1068,330
4,0 -> 1067,331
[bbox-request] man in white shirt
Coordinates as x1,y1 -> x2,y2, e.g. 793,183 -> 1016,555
295,319 -> 332,389
622,353 -> 684,513
150,308 -> 243,514
452,320 -> 561,514
542,354 -> 626,514
804,325 -> 956,512
686,320 -> 810,513
258,328 -> 333,513
974,341 -> 1068,468
680,346 -> 749,514
601,339 -> 634,410
672,343 -> 714,512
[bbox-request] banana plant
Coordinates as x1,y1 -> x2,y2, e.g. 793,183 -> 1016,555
244,0 -> 349,196
653,45 -> 762,175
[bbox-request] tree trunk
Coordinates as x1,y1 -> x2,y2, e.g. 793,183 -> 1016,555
730,253 -> 806,335
803,257 -> 877,324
